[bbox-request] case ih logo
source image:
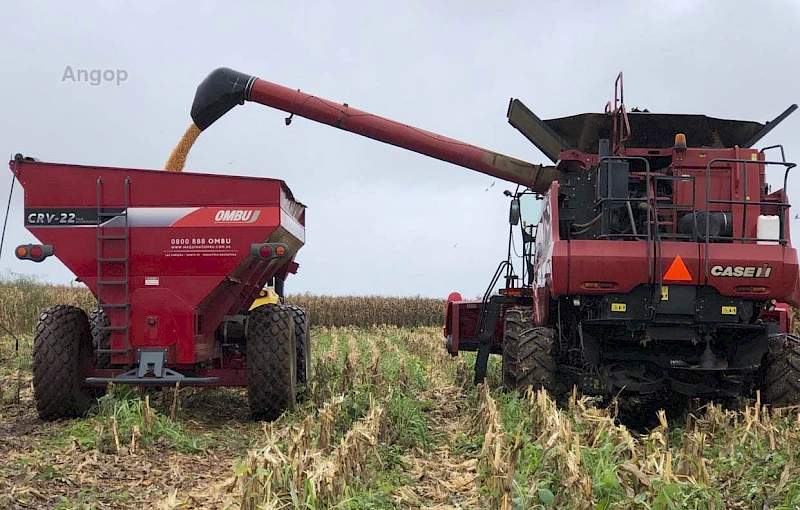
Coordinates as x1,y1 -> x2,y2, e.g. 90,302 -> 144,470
214,209 -> 261,223
710,264 -> 772,278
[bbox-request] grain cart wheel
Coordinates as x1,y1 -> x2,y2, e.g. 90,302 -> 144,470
32,305 -> 96,420
89,309 -> 111,369
287,305 -> 311,386
502,308 -> 557,395
246,303 -> 297,421
760,333 -> 800,406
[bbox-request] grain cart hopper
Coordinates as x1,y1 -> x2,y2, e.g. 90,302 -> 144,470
10,154 -> 309,421
184,67 -> 800,406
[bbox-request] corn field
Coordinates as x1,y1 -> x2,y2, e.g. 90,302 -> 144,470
0,277 -> 444,335
0,278 -> 97,335
284,294 -> 444,328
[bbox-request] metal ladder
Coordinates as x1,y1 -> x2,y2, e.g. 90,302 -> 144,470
95,176 -> 132,356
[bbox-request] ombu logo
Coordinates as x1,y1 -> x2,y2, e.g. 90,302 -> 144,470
214,209 -> 261,223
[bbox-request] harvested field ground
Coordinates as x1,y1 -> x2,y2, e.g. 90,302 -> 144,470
1,282 -> 800,508
3,326 -> 800,509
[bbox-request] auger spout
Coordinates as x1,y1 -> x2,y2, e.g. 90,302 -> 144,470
190,67 -> 560,193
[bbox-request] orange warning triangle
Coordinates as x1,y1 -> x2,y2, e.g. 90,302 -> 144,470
663,254 -> 692,282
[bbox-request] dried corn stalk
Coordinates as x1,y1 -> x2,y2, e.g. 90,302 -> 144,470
239,394 -> 389,507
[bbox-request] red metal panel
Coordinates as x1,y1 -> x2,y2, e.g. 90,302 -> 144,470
761,303 -> 792,333
704,244 -> 799,305
534,184 -> 560,324
443,292 -> 461,344
553,237 -> 798,306
559,239 -> 651,295
671,146 -> 766,239
445,300 -> 481,355
15,160 -> 299,209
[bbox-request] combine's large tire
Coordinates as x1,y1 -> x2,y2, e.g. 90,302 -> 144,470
287,305 -> 311,386
32,305 -> 97,420
246,303 -> 297,421
760,333 -> 800,406
89,309 -> 111,369
502,308 -> 557,395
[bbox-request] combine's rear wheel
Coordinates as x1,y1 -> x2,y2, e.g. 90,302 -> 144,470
502,308 -> 557,395
32,305 -> 97,420
246,303 -> 297,420
760,333 -> 800,406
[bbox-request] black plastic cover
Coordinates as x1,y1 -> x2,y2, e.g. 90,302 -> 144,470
190,67 -> 256,131
542,113 -> 766,153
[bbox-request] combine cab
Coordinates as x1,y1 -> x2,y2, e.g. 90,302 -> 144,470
10,155 -> 309,421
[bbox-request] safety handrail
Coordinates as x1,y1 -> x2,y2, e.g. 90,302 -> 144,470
703,157 -> 796,280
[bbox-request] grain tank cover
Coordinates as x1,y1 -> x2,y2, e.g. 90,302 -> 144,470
543,112 -> 766,153
509,95 -> 797,161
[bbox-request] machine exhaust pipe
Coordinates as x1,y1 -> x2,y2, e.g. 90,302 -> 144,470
190,67 -> 560,193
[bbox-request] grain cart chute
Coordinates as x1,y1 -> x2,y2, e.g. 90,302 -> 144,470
10,155 -> 309,421
186,66 -> 800,406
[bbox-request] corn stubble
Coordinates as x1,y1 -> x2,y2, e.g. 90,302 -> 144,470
471,384 -> 800,509
3,280 -> 800,508
233,326 -> 800,509
237,329 -> 395,508
235,326 -> 479,508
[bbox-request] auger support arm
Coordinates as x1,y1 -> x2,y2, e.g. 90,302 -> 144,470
190,67 -> 560,193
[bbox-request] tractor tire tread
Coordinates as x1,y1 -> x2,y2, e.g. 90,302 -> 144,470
32,305 -> 95,420
89,309 -> 111,369
502,308 -> 557,395
761,333 -> 800,406
246,303 -> 297,421
287,305 -> 310,385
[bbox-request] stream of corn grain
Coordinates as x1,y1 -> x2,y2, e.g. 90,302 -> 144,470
164,123 -> 201,172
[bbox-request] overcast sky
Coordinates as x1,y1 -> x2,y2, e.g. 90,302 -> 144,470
1,0 -> 799,298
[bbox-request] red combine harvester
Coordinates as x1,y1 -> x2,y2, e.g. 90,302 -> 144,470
11,155 -> 309,420
185,67 -> 800,406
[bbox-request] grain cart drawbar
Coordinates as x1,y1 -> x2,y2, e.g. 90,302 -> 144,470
177,67 -> 800,406
10,153 -> 309,421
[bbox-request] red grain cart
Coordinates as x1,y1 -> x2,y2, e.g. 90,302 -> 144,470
10,155 -> 309,421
